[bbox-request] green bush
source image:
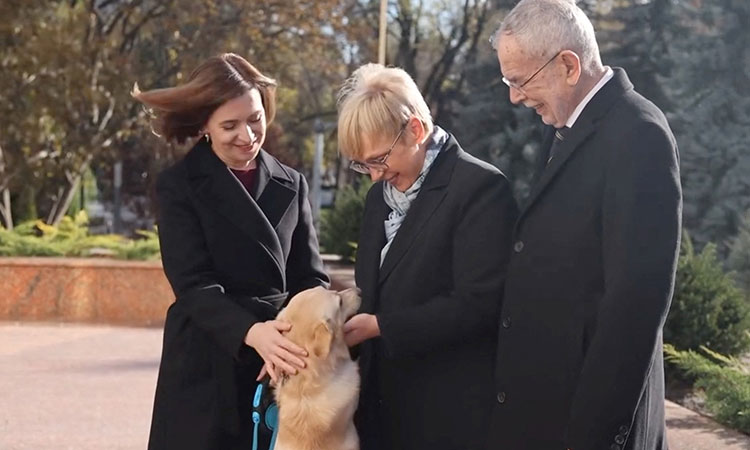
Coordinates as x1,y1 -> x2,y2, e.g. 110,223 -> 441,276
665,343 -> 750,434
320,178 -> 372,262
0,211 -> 160,260
664,233 -> 750,356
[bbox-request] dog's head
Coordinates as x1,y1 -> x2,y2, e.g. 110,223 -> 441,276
278,286 -> 361,359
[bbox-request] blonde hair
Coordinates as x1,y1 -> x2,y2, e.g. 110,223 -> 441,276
132,53 -> 277,143
337,63 -> 433,160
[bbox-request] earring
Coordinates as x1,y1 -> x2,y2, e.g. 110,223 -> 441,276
204,134 -> 210,143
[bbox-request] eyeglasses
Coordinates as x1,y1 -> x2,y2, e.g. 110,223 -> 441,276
349,121 -> 408,174
502,51 -> 561,93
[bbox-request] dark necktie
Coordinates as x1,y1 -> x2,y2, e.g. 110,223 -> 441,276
547,127 -> 569,164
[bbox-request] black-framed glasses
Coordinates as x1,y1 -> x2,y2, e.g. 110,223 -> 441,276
502,51 -> 561,93
349,121 -> 408,174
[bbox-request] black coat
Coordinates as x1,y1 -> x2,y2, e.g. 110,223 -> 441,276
354,135 -> 519,450
486,69 -> 682,450
148,141 -> 328,450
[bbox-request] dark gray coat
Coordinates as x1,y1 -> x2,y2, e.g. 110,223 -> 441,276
486,68 -> 682,450
354,135 -> 518,450
148,141 -> 328,450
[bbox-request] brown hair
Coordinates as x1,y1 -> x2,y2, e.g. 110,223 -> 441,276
132,53 -> 277,143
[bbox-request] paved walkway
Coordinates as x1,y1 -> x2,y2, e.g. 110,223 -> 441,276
0,323 -> 160,449
1,322 -> 749,449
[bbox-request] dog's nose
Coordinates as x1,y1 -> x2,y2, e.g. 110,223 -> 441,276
340,287 -> 361,297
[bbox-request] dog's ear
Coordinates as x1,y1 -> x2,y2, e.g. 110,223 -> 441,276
310,320 -> 333,358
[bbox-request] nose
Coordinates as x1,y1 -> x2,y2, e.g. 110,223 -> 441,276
240,124 -> 256,143
509,86 -> 525,105
367,167 -> 386,182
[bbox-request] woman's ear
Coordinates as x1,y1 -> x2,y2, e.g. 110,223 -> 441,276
406,117 -> 427,146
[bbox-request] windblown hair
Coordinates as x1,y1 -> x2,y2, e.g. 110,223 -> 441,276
132,53 -> 277,143
337,63 -> 433,161
490,0 -> 602,75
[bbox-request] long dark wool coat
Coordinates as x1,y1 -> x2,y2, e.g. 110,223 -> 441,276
147,141 -> 328,450
486,68 -> 682,450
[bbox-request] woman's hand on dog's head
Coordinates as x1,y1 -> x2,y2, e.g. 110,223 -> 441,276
245,320 -> 308,384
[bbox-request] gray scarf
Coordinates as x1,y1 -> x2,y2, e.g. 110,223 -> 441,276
380,126 -> 449,266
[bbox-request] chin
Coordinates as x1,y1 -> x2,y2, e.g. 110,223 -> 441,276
237,147 -> 259,159
394,178 -> 416,193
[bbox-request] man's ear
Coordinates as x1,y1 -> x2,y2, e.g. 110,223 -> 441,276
561,50 -> 581,85
310,320 -> 333,358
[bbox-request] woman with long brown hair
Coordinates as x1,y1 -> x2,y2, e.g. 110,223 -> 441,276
134,53 -> 328,450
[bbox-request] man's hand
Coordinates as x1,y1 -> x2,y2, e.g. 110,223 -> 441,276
343,313 -> 380,347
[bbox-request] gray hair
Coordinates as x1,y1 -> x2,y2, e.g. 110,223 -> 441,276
490,0 -> 602,74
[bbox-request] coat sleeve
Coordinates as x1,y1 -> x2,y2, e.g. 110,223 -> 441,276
156,168 -> 261,361
376,171 -> 519,358
285,173 -> 330,297
565,121 -> 682,450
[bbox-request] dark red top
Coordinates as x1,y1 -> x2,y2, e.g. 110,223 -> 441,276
231,166 -> 258,196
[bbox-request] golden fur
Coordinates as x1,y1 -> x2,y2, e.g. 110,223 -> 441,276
274,287 -> 361,450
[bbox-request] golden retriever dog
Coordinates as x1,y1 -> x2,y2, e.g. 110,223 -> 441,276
273,286 -> 361,450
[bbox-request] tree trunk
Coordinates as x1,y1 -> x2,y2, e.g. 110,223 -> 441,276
48,155 -> 92,226
0,187 -> 11,230
0,143 -> 12,230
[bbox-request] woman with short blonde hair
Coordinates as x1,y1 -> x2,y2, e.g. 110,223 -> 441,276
339,63 -> 519,450
337,63 -> 433,162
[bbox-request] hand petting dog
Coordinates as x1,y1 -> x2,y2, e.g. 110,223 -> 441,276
245,319 -> 307,384
343,313 -> 380,347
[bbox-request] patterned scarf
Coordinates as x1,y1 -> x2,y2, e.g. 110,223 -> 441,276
380,126 -> 449,266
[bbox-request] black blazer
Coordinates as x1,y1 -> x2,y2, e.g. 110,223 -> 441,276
486,69 -> 682,450
148,141 -> 328,450
354,135 -> 518,450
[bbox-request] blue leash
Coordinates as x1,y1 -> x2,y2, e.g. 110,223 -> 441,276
252,380 -> 279,450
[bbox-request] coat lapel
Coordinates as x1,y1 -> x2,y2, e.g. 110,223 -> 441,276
519,120 -> 596,219
518,68 -> 634,224
186,142 -> 286,285
377,137 -> 458,284
253,150 -> 297,231
355,182 -> 389,314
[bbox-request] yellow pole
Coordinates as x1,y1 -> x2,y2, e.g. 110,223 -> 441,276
378,0 -> 387,64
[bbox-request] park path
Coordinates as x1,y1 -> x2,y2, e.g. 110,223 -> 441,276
1,322 -> 748,450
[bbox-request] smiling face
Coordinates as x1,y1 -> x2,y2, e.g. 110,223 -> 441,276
357,118 -> 427,192
496,34 -> 576,128
204,88 -> 266,169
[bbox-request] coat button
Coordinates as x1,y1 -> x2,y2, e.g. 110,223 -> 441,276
618,425 -> 629,435
496,392 -> 506,404
513,241 -> 524,252
502,316 -> 512,328
615,434 -> 625,445
610,444 -> 621,450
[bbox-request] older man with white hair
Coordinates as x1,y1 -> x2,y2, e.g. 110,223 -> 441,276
486,1 -> 681,450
